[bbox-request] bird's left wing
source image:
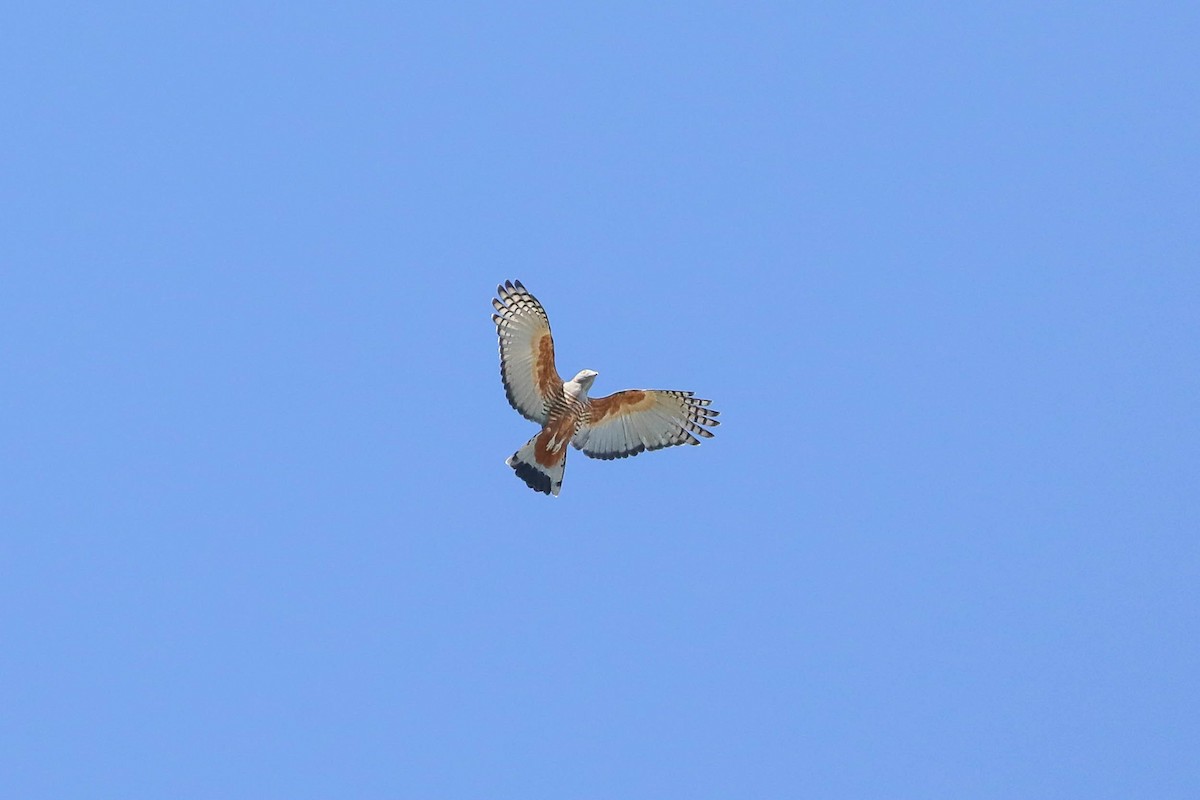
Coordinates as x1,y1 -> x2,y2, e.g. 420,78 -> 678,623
573,390 -> 719,460
492,280 -> 564,424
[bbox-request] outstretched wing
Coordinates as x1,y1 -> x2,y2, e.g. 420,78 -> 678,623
492,280 -> 564,424
573,390 -> 719,460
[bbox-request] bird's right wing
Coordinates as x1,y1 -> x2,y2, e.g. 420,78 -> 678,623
573,390 -> 719,460
492,280 -> 564,424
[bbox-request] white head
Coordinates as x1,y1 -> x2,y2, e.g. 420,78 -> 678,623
571,369 -> 598,391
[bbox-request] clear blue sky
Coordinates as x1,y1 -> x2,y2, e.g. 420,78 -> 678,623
2,3 -> 1197,797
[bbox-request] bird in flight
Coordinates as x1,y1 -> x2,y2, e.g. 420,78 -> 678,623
492,280 -> 719,496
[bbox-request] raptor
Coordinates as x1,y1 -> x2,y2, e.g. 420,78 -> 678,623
492,280 -> 719,495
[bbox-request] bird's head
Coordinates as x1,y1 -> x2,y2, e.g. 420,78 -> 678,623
573,369 -> 598,390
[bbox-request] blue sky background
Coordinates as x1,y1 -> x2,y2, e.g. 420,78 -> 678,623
2,3 -> 1197,797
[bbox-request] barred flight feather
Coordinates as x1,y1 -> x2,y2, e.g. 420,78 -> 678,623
572,389 -> 719,461
493,280 -> 563,424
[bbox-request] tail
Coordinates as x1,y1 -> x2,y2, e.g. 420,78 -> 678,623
506,431 -> 566,496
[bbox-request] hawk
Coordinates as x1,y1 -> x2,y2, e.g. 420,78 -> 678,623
492,279 -> 719,496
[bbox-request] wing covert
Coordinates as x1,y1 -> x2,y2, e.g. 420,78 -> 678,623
573,389 -> 719,460
492,280 -> 564,423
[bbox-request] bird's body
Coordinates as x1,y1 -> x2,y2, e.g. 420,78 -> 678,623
504,370 -> 594,495
493,280 -> 718,496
